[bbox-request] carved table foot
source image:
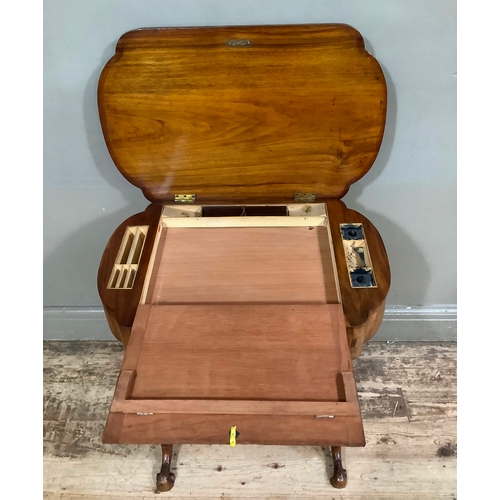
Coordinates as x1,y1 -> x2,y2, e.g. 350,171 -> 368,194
156,444 -> 175,492
330,446 -> 347,489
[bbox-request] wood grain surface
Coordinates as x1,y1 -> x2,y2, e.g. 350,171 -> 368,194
98,24 -> 386,202
44,341 -> 457,499
102,303 -> 363,446
146,225 -> 339,304
108,413 -> 364,447
131,304 -> 348,399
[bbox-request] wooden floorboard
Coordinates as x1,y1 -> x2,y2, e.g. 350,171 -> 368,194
43,341 -> 457,499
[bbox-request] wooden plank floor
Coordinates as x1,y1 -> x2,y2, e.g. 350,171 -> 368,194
43,341 -> 457,499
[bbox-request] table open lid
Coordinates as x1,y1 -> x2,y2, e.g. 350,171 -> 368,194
98,24 -> 386,203
98,24 -> 382,449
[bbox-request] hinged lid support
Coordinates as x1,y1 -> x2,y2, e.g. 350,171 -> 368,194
175,194 -> 196,204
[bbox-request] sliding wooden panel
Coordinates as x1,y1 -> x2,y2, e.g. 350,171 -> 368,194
146,226 -> 339,304
130,304 -> 349,401
103,304 -> 364,445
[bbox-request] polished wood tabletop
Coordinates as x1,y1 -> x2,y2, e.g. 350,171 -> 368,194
98,24 -> 386,202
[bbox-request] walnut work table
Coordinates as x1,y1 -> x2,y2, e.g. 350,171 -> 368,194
96,24 -> 391,492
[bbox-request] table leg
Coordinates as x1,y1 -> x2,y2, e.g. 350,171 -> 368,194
156,444 -> 175,492
330,445 -> 347,488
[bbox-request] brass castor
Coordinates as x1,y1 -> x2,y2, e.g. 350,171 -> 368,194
156,444 -> 175,492
330,446 -> 347,489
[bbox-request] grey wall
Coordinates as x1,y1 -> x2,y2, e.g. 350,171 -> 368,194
43,0 -> 457,340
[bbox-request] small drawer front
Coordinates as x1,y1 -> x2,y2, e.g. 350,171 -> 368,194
104,412 -> 365,447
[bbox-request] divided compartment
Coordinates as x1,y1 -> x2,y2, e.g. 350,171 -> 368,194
160,203 -> 328,219
141,203 -> 340,305
107,226 -> 149,290
340,223 -> 377,288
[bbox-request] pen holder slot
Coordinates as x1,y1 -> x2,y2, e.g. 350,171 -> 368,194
107,226 -> 149,289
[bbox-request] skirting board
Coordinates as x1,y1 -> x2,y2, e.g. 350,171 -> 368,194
43,306 -> 457,342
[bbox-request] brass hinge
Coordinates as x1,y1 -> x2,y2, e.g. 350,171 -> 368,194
174,194 -> 196,204
294,193 -> 316,202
